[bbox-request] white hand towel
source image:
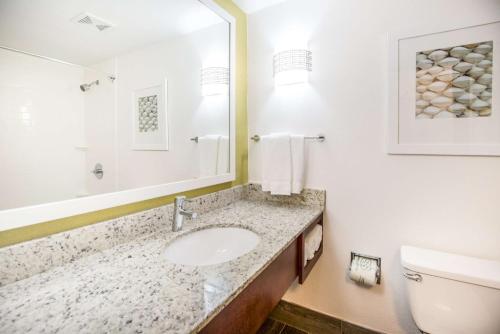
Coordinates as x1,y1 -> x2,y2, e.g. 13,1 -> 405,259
303,224 -> 323,266
291,135 -> 305,194
198,135 -> 220,177
216,136 -> 229,174
261,133 -> 292,195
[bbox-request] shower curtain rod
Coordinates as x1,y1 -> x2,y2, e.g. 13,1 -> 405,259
0,45 -> 116,80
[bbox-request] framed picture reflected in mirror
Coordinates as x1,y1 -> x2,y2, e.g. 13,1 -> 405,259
132,80 -> 169,151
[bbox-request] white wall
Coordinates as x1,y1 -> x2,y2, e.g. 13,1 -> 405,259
247,1 -> 500,333
78,23 -> 229,193
114,22 -> 230,190
0,49 -> 86,209
84,60 -> 117,196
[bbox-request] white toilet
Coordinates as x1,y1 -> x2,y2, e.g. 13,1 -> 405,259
401,245 -> 500,334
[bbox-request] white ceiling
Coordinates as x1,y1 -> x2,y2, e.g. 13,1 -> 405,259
0,0 -> 225,65
232,0 -> 289,13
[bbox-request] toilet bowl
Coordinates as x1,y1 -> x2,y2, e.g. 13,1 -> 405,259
401,246 -> 500,334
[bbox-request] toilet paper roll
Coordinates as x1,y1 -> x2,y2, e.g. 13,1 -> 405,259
349,255 -> 378,286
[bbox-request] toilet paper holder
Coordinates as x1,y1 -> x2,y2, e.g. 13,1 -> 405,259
349,252 -> 382,285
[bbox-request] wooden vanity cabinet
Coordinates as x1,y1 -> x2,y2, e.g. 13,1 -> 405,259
200,214 -> 323,334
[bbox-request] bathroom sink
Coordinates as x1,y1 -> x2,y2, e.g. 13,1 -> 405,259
164,227 -> 260,266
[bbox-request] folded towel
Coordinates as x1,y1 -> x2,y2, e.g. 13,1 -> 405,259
198,135 -> 220,177
291,135 -> 305,194
304,224 -> 323,266
261,133 -> 292,195
216,136 -> 229,174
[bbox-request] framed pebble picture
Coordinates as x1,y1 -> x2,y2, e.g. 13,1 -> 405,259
132,80 -> 169,151
388,21 -> 499,156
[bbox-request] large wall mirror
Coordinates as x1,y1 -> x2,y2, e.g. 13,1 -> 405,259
0,0 -> 236,229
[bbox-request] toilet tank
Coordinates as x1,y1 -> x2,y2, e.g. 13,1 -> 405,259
401,246 -> 500,334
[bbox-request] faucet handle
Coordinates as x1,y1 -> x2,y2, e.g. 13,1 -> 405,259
174,196 -> 196,209
175,196 -> 186,206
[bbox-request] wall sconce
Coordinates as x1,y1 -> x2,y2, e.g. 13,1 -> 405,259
201,67 -> 229,96
273,49 -> 312,86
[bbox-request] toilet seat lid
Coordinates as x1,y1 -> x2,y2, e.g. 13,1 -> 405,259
401,246 -> 500,290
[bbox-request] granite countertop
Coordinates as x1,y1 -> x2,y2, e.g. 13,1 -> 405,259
0,199 -> 322,334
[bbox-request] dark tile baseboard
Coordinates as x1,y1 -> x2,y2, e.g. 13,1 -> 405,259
259,300 -> 382,334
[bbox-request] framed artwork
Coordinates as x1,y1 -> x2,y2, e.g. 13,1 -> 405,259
132,80 -> 169,150
388,21 -> 499,156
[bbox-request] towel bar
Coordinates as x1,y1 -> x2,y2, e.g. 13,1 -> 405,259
190,137 -> 199,143
250,134 -> 325,142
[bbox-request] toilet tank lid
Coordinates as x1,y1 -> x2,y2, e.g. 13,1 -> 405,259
401,246 -> 500,290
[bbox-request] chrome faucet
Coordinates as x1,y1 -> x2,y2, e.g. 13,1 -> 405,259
172,196 -> 197,232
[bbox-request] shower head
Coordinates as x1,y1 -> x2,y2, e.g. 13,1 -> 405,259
80,80 -> 99,92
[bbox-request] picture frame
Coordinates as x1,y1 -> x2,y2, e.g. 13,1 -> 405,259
388,21 -> 499,156
132,79 -> 169,151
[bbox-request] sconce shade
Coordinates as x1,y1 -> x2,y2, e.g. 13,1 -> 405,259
201,67 -> 229,96
273,49 -> 312,85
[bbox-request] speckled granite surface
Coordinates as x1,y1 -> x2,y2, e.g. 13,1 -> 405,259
0,186 -> 246,286
246,183 -> 326,207
0,186 -> 324,334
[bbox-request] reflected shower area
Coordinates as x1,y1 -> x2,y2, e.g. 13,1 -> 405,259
0,0 -> 231,210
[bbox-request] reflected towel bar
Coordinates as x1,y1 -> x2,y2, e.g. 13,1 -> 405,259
250,134 -> 325,142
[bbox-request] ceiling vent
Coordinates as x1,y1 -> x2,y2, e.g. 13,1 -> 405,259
71,12 -> 114,32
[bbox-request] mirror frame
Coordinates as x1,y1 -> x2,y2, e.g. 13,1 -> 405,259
0,0 -> 236,231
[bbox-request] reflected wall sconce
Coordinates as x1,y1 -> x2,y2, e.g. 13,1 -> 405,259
273,49 -> 312,86
201,67 -> 229,96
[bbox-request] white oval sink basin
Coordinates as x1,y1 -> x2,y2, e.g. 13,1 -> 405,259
164,227 -> 260,266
